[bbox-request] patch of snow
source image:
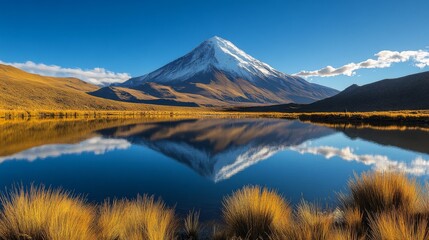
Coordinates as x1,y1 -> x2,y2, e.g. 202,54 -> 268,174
124,36 -> 287,85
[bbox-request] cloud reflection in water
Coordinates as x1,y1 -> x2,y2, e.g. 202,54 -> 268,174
290,143 -> 429,176
0,137 -> 131,163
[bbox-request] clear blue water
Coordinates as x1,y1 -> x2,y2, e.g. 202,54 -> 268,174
1,118 -> 428,220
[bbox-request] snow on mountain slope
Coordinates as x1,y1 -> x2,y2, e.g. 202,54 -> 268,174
124,36 -> 285,85
114,36 -> 339,105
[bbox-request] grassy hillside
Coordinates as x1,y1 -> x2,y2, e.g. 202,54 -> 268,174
0,64 -> 175,111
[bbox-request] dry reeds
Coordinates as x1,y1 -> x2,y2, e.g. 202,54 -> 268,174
222,186 -> 291,239
369,211 -> 429,240
1,171 -> 429,240
0,185 -> 96,240
97,196 -> 177,240
285,202 -> 335,240
341,172 -> 420,225
184,210 -> 201,240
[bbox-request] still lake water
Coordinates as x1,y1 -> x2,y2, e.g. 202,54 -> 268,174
1,118 -> 429,220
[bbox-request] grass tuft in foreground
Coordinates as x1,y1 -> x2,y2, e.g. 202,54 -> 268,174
286,202 -> 335,240
341,172 -> 420,227
369,211 -> 429,240
98,196 -> 176,240
0,185 -> 96,240
2,171 -> 429,239
222,186 -> 291,239
183,209 -> 201,240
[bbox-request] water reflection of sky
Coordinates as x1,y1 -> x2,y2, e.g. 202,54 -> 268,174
0,119 -> 428,220
288,133 -> 429,178
0,137 -> 131,162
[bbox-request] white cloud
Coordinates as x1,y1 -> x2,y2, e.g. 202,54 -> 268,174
0,60 -> 131,86
0,137 -> 131,163
295,49 -> 429,78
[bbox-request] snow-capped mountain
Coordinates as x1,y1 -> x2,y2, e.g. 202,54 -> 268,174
95,36 -> 338,106
123,36 -> 286,85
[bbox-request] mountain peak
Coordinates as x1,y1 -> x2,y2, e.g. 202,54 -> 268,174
203,36 -> 238,51
137,35 -> 285,83
118,37 -> 339,105
200,36 -> 256,66
205,35 -> 225,43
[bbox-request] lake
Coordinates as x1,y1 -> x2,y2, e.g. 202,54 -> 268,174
1,118 -> 429,220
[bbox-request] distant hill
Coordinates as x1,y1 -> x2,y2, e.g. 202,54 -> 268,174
0,64 -> 169,111
238,71 -> 429,112
99,36 -> 338,106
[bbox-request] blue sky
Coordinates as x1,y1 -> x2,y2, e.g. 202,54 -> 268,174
0,0 -> 428,89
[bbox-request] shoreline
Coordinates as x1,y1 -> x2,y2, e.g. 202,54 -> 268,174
1,109 -> 429,128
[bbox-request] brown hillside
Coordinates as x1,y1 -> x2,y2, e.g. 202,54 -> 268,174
0,64 -> 171,111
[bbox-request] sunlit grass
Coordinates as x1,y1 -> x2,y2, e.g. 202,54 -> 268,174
222,186 -> 291,239
341,207 -> 365,238
97,196 -> 176,240
284,202 -> 335,240
1,172 -> 429,239
369,211 -> 429,240
0,185 -> 96,240
341,172 -> 421,226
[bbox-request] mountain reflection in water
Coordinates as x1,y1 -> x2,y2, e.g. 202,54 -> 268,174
1,119 -> 429,180
97,119 -> 336,182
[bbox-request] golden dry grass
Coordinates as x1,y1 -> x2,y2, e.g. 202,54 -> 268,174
97,196 -> 177,240
184,210 -> 201,240
0,64 -> 159,111
342,172 -> 421,224
2,172 -> 429,239
0,185 -> 96,240
222,186 -> 291,239
369,211 -> 429,240
341,207 -> 365,238
284,202 -> 335,240
0,109 -> 299,121
297,111 -> 429,126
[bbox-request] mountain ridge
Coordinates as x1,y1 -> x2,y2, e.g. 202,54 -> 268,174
101,36 -> 339,106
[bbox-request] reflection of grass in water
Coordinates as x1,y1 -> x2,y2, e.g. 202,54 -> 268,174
0,118 -> 157,156
2,172 -> 426,240
0,117 -> 211,157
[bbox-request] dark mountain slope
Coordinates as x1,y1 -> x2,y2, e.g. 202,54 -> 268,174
237,71 -> 429,112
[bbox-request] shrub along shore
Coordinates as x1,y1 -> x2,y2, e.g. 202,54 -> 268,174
1,109 -> 429,127
1,171 -> 428,240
